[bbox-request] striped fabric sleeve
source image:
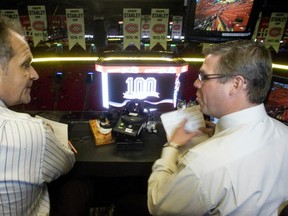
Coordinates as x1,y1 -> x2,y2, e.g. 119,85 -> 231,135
42,127 -> 75,183
0,111 -> 56,215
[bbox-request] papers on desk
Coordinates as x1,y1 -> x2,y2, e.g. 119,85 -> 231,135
160,105 -> 207,141
35,115 -> 68,147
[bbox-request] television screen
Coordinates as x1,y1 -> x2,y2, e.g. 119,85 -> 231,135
185,0 -> 264,42
265,75 -> 288,125
95,61 -> 188,112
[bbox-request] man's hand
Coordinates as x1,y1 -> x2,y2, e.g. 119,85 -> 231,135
169,119 -> 203,148
199,120 -> 215,137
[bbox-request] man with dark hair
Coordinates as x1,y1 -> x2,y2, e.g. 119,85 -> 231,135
148,40 -> 288,215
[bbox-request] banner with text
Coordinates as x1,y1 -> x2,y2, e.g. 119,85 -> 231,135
27,5 -> 47,47
141,15 -> 151,39
66,8 -> 86,50
123,8 -> 141,50
251,12 -> 262,41
0,9 -> 20,23
171,16 -> 183,40
265,12 -> 288,53
0,10 -> 23,35
150,9 -> 169,50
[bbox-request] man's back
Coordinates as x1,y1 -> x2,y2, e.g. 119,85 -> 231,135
184,105 -> 288,215
0,106 -> 75,215
149,105 -> 288,215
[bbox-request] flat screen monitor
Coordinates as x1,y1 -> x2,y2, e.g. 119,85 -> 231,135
95,62 -> 188,112
265,75 -> 288,125
185,0 -> 264,43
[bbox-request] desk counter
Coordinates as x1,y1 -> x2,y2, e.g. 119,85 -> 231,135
69,121 -> 167,177
33,111 -> 167,177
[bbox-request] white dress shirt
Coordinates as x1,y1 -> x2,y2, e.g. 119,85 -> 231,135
0,100 -> 75,216
148,104 -> 288,216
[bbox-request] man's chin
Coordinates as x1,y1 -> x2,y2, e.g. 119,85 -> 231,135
18,97 -> 31,105
199,105 -> 204,112
198,104 -> 207,115
197,101 -> 203,109
23,98 -> 31,104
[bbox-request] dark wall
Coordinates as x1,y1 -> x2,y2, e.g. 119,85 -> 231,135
12,62 -> 102,112
12,61 -> 200,112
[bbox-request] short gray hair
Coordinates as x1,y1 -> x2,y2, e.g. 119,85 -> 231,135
0,16 -> 25,72
202,40 -> 273,104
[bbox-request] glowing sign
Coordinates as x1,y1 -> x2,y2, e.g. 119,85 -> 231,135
95,64 -> 188,74
96,63 -> 187,110
123,77 -> 159,99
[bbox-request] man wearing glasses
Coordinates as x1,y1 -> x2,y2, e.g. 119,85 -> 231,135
148,40 -> 288,215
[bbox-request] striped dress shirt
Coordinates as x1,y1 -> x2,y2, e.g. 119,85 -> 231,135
0,100 -> 75,216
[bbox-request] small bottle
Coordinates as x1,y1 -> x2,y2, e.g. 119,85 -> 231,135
187,97 -> 197,108
177,97 -> 186,110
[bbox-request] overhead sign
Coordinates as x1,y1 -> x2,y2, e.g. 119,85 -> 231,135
265,12 -> 288,52
171,16 -> 183,40
66,8 -> 86,50
0,10 -> 22,34
0,9 -> 20,21
123,8 -> 141,50
27,5 -> 47,47
141,15 -> 151,39
150,8 -> 169,50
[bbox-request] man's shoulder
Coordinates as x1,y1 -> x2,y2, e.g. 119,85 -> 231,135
269,116 -> 288,132
0,107 -> 41,124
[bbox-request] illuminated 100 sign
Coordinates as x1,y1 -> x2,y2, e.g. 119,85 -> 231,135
123,77 -> 159,99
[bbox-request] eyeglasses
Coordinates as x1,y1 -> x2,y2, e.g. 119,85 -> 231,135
70,136 -> 92,144
198,73 -> 226,82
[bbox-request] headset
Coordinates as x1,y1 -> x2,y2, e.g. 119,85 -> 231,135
120,100 -> 148,125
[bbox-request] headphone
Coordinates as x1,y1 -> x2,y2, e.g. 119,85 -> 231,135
120,100 -> 148,125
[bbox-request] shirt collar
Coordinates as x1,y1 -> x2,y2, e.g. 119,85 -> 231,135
214,104 -> 267,134
0,100 -> 7,108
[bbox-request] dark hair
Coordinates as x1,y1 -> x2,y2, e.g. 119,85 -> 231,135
0,16 -> 24,71
202,40 -> 273,104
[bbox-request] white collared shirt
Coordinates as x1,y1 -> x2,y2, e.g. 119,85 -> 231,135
148,104 -> 288,216
0,101 -> 75,216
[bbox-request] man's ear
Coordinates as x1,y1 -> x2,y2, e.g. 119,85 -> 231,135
0,64 -> 7,85
230,75 -> 247,94
0,63 -> 5,76
0,64 -> 3,77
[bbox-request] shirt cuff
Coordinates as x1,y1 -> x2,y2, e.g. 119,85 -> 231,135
161,144 -> 180,165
